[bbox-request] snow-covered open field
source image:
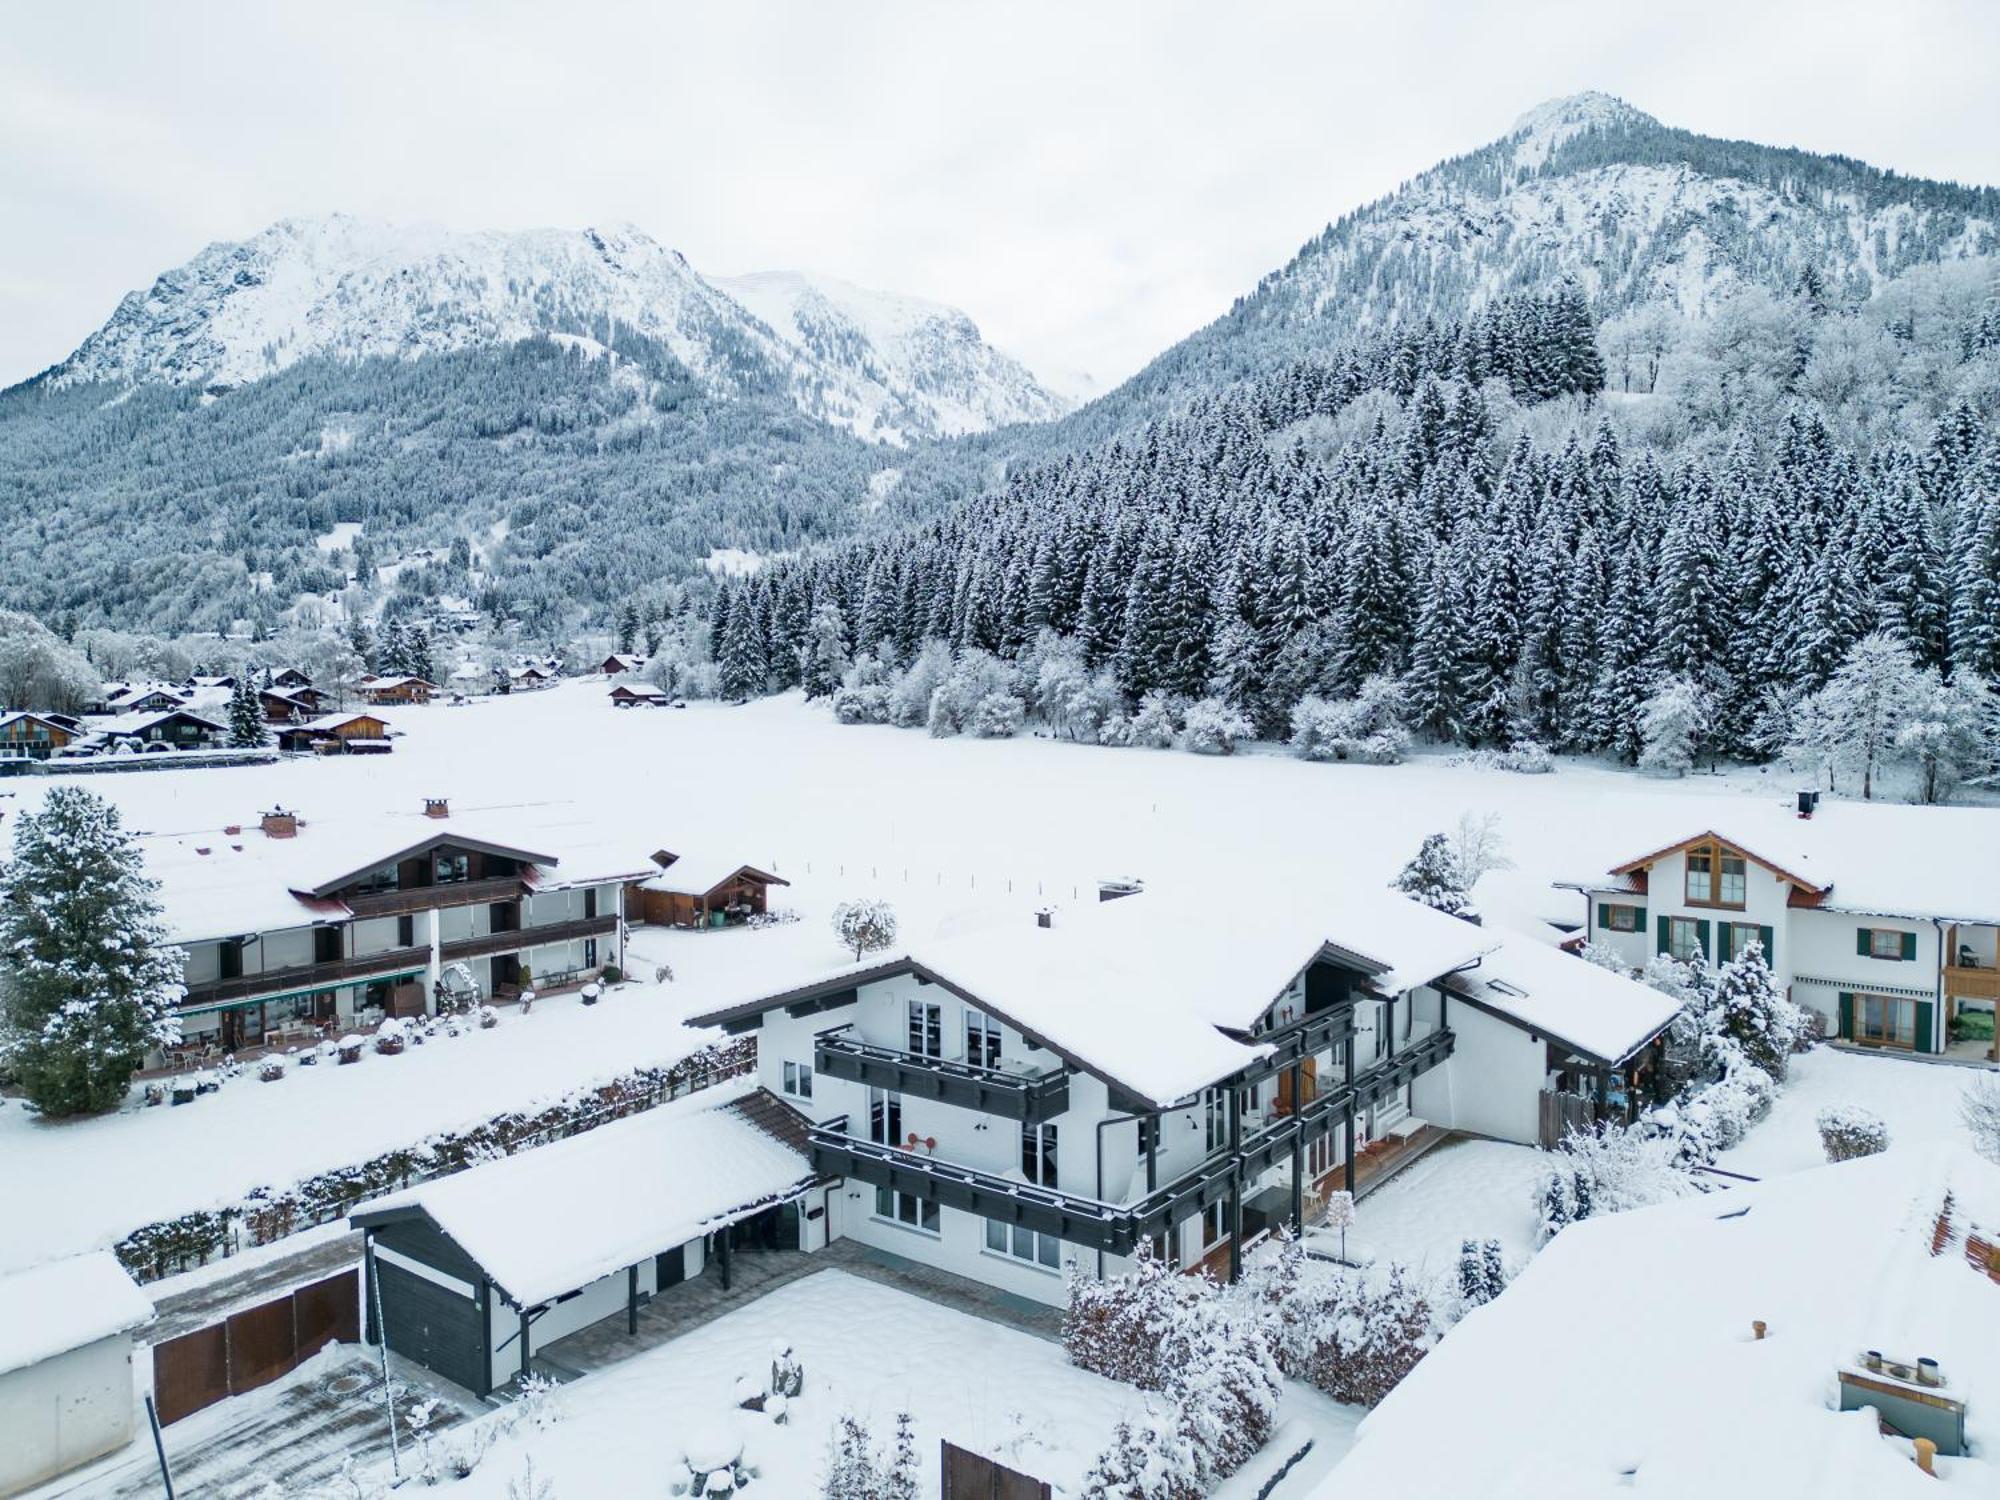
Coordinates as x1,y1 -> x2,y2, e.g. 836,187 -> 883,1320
4,680 -> 1993,1277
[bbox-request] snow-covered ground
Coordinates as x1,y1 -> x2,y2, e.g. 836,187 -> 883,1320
1333,1139 -> 1546,1276
1720,1046 -> 1983,1178
413,1269 -> 1167,1497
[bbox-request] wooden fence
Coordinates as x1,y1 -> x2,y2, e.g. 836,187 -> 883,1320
152,1269 -> 361,1425
1538,1088 -> 1596,1148
940,1440 -> 1051,1500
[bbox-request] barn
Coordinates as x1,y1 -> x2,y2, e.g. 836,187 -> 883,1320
349,1086 -> 818,1395
0,1254 -> 153,1496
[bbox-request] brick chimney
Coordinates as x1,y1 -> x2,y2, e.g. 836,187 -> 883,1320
424,797 -> 450,820
260,808 -> 298,839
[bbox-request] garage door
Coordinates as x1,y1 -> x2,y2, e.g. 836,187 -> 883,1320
374,1259 -> 485,1393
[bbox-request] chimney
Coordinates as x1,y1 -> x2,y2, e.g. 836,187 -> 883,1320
1035,907 -> 1055,929
424,797 -> 450,820
1752,1320 -> 1767,1341
1914,1439 -> 1937,1478
260,808 -> 298,840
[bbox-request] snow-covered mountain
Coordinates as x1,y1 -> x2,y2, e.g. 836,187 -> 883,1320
43,215 -> 1068,445
1097,90 -> 1999,417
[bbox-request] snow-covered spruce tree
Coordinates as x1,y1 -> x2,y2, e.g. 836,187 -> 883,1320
800,599 -> 849,702
1709,939 -> 1803,1081
1392,833 -> 1474,917
821,1413 -> 879,1500
831,899 -> 897,962
226,675 -> 270,747
1637,674 -> 1710,777
1456,1238 -> 1507,1312
717,588 -> 769,702
882,1412 -> 918,1500
0,787 -> 185,1115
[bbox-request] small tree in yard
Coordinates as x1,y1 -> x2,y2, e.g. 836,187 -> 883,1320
1392,833 -> 1475,917
227,675 -> 270,747
1962,1074 -> 2000,1164
1637,674 -> 1710,776
1709,940 -> 1803,1082
1816,1105 -> 1890,1163
0,786 -> 184,1115
1456,1238 -> 1507,1312
831,899 -> 898,961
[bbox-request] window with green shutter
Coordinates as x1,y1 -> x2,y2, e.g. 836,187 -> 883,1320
1861,927 -> 1916,961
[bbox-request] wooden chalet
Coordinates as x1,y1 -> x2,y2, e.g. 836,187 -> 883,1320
631,851 -> 789,928
276,712 -> 392,754
609,680 -> 668,707
268,667 -> 313,691
0,711 -> 85,760
100,709 -> 225,751
599,653 -> 647,676
260,685 -> 329,723
359,676 -> 438,706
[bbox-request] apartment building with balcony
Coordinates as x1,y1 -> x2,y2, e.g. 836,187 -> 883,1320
688,885 -> 1677,1304
1558,799 -> 2000,1062
144,802 -> 651,1055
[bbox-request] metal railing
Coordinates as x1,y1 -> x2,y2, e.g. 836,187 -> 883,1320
814,1029 -> 1071,1121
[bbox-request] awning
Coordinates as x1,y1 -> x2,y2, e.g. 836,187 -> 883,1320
176,967 -> 429,1017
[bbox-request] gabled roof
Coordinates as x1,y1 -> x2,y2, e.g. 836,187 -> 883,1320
97,708 -> 226,736
690,884 -> 1498,1108
1609,829 -> 1829,894
286,711 -> 388,734
610,680 -> 667,699
361,676 -> 437,692
1439,932 -> 1680,1066
350,1083 -> 816,1307
641,851 -> 788,898
304,830 -> 559,897
0,711 -> 76,736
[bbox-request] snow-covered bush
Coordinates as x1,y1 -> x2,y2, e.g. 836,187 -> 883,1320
512,1372 -> 564,1431
831,899 -> 898,961
1536,1123 -> 1700,1241
1498,739 -> 1554,773
821,1411 -> 917,1500
1391,832 -> 1475,917
257,1057 -> 287,1083
970,690 -> 1025,738
1816,1104 -> 1890,1163
1180,697 -> 1255,755
1456,1238 -> 1507,1313
886,641 -> 953,728
926,650 -> 1019,738
1127,690 -> 1182,749
373,1019 -> 408,1056
1269,1259 -> 1433,1407
770,1340 -> 803,1397
1961,1075 -> 2000,1164
1638,674 -> 1711,776
1289,675 -> 1410,764
831,683 -> 892,725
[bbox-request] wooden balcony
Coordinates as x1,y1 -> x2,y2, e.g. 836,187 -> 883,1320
814,1030 -> 1071,1122
441,914 -> 616,963
343,875 -> 527,920
1946,964 -> 2000,1003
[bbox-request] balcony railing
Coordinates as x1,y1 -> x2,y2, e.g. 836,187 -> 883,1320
1946,964 -> 2000,1003
441,914 -> 616,964
342,875 -> 528,920
180,945 -> 430,1010
814,1030 -> 1071,1122
811,1025 -> 1455,1254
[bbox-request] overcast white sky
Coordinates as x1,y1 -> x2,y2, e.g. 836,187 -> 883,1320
4,1 -> 1998,393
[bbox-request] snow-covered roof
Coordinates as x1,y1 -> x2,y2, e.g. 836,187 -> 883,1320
0,1253 -> 153,1375
1317,1144 -> 2000,1500
96,709 -> 225,736
129,806 -> 656,941
1442,931 -> 1680,1064
287,712 -> 387,734
694,884 -> 1498,1106
102,682 -> 187,709
603,653 -> 647,671
640,853 -> 785,897
361,676 -> 436,692
1559,799 -> 2000,926
351,1083 -> 814,1307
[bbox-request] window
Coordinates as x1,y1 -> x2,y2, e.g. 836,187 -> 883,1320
1203,1089 -> 1228,1153
1668,917 -> 1704,962
1136,1116 -> 1156,1163
985,1218 -> 1062,1270
396,913 -> 415,948
1308,1133 -> 1335,1180
1728,923 -> 1764,962
1685,844 -> 1746,909
907,1000 -> 942,1058
782,1060 -> 814,1100
964,1012 -> 1003,1069
1201,1200 -> 1228,1250
1022,1123 -> 1058,1187
874,1187 -> 938,1234
583,938 -> 598,968
868,1087 -> 902,1145
433,852 -> 470,885
352,863 -> 400,895
1867,928 -> 1911,961
1604,904 -> 1638,933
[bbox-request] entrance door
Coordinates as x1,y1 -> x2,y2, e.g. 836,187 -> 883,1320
492,953 -> 522,994
1277,1057 -> 1318,1114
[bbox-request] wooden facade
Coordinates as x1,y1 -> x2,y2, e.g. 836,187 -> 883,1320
276,714 -> 391,754
360,678 -> 437,706
0,713 -> 80,759
631,865 -> 788,928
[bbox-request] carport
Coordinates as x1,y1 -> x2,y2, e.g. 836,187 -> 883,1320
350,1085 -> 817,1396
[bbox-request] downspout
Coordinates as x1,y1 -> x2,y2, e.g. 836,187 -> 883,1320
1933,917 -> 1948,1054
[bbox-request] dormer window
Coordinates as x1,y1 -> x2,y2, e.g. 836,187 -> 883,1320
433,852 -> 470,885
1684,843 -> 1746,909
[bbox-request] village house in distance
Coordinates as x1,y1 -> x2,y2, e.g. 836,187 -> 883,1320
1561,799 -> 2000,1061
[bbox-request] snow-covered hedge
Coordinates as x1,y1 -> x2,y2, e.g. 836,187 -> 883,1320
1290,676 -> 1411,764
1816,1104 -> 1890,1163
113,1038 -> 754,1280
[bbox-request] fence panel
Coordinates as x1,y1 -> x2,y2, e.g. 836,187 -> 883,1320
225,1295 -> 299,1395
151,1325 -> 229,1426
941,1440 -> 1051,1500
294,1268 -> 362,1353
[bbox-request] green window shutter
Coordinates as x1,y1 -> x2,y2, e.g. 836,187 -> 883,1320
1900,932 -> 1917,962
1856,929 -> 1871,958
1716,923 -> 1733,963
1657,915 -> 1671,956
1635,906 -> 1647,931
1695,919 -> 1711,958
1915,999 -> 1936,1053
1759,925 -> 1775,961
1838,992 -> 1854,1040
1597,904 -> 1611,931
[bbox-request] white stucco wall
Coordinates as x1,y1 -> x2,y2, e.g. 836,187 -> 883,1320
1411,997 -> 1544,1146
0,1335 -> 138,1497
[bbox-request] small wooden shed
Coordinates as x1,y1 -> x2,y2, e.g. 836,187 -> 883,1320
630,851 -> 789,928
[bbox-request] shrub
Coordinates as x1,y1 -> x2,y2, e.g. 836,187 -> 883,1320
1965,1075 -> 2000,1164
257,1057 -> 286,1083
831,682 -> 892,724
831,898 -> 898,961
1180,697 -> 1255,755
970,691 -> 1025,738
1127,690 -> 1181,748
1290,676 -> 1410,764
1273,1262 -> 1433,1407
1816,1104 -> 1890,1162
